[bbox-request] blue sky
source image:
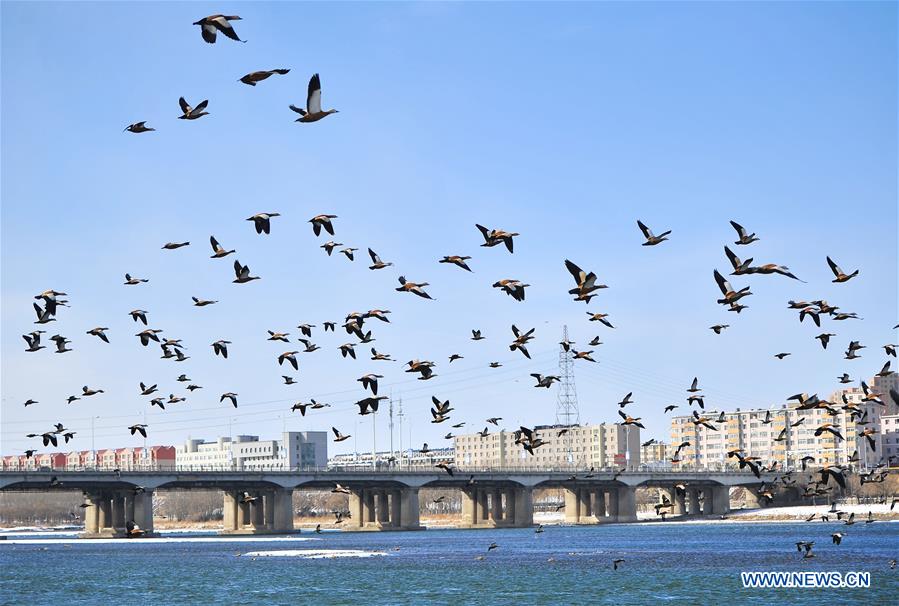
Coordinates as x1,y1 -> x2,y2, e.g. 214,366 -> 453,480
1,2 -> 896,458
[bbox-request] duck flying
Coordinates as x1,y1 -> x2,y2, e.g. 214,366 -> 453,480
240,69 -> 290,86
396,276 -> 433,299
209,235 -> 235,258
637,220 -> 671,245
309,214 -> 337,236
440,255 -> 473,271
232,260 -> 260,283
124,121 -> 155,133
246,212 -> 280,235
178,97 -> 209,120
193,14 -> 243,44
475,224 -> 518,253
290,74 -> 339,122
826,256 -> 859,283
729,220 -> 759,245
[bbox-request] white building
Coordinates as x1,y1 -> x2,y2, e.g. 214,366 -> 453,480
176,432 -> 327,470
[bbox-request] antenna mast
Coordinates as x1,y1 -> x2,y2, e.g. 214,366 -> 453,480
556,325 -> 580,465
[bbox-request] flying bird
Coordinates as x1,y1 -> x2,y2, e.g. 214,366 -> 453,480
240,69 -> 290,86
637,220 -> 671,245
290,74 -> 339,122
124,121 -> 155,133
177,97 -> 209,120
193,14 -> 243,44
246,212 -> 280,235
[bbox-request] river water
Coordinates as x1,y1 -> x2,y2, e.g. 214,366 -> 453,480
1,521 -> 896,604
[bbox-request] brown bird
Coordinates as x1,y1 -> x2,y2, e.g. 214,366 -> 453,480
713,270 -> 751,305
367,249 -> 392,270
86,327 -> 110,343
476,224 -> 518,253
492,279 -> 528,302
192,296 -> 217,307
240,69 -> 290,86
396,276 -> 433,299
124,273 -> 148,286
729,220 -> 759,245
587,311 -> 614,328
193,14 -> 243,44
827,256 -> 858,283
290,74 -> 339,122
637,220 -> 671,245
233,260 -> 260,283
162,242 -> 190,250
440,255 -> 473,271
278,351 -> 300,371
332,427 -> 351,442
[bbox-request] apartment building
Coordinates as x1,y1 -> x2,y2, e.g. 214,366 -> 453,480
453,423 -> 640,469
175,432 -> 327,470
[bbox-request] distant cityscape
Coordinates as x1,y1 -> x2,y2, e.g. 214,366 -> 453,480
6,373 -> 897,473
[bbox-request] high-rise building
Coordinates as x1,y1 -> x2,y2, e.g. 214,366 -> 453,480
640,441 -> 669,467
453,423 -> 640,469
669,385 -> 885,469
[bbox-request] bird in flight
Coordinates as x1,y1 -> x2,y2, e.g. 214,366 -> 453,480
193,14 -> 243,44
240,69 -> 290,86
290,74 -> 339,122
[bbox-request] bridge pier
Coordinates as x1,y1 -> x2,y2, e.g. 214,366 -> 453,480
222,488 -> 294,534
687,488 -> 701,515
81,489 -> 155,537
347,486 -> 422,530
671,486 -> 686,515
709,485 -> 730,515
461,485 -> 532,528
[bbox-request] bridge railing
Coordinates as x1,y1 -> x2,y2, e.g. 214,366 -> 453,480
1,462 -> 757,475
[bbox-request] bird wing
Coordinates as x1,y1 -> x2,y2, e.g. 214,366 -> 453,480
200,23 -> 217,43
368,248 -> 380,264
210,235 -> 221,251
713,270 -> 730,295
730,220 -> 746,238
211,15 -> 242,41
826,256 -> 841,276
289,104 -> 307,115
564,259 -> 585,285
178,97 -> 190,114
724,246 -> 740,270
637,220 -> 652,238
307,73 -> 322,113
191,99 -> 209,116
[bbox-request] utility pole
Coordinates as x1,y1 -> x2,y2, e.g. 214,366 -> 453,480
397,397 -> 404,468
389,395 -> 395,466
556,325 -> 580,467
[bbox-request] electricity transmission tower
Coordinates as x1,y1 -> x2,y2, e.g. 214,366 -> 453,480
555,325 -> 580,466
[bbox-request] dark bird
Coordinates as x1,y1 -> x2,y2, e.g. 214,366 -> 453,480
129,424 -> 148,438
162,242 -> 190,250
332,427 -> 351,442
613,559 -> 625,571
240,69 -> 290,86
246,212 -> 280,235
177,97 -> 209,120
309,214 -> 338,235
211,340 -> 231,358
124,273 -> 148,285
233,260 -> 260,283
220,392 -> 238,408
129,309 -> 148,325
710,324 -> 729,334
367,248 -> 392,270
124,121 -> 155,133
775,352 -> 791,360
209,235 -> 235,258
816,333 -> 835,349
86,327 -> 110,343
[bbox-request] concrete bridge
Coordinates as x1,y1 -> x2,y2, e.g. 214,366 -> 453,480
0,469 -> 774,537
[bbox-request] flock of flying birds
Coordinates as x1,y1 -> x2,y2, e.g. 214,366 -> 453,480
9,13 -> 899,564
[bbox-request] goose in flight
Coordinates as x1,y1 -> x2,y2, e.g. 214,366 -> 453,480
531,374 -> 560,388
826,256 -> 858,283
367,248 -> 392,270
209,236 -> 235,258
23,331 -> 46,351
129,424 -> 148,438
356,396 -> 386,415
476,224 -> 518,253
710,324 -> 729,334
618,410 -> 645,428
290,74 -> 339,122
193,14 -> 243,44
309,214 -> 337,236
729,220 -> 759,245
192,296 -> 217,306
124,273 -> 148,285
396,276 -> 433,299
278,351 -> 300,371
124,121 -> 155,133
246,212 -> 280,235
233,260 -> 260,283
332,427 -> 351,442
321,241 -> 342,256
162,242 -> 190,250
637,220 -> 671,245
86,327 -> 110,343
713,270 -> 751,305
135,329 -> 163,346
178,97 -> 209,120
220,392 -> 238,408
211,340 -> 231,358
240,69 -> 290,86
32,302 -> 55,324
268,331 -> 290,343
358,374 -> 383,395
565,259 -> 607,302
492,279 -> 527,302
587,311 -> 614,328
129,309 -> 148,325
440,255 -> 473,271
